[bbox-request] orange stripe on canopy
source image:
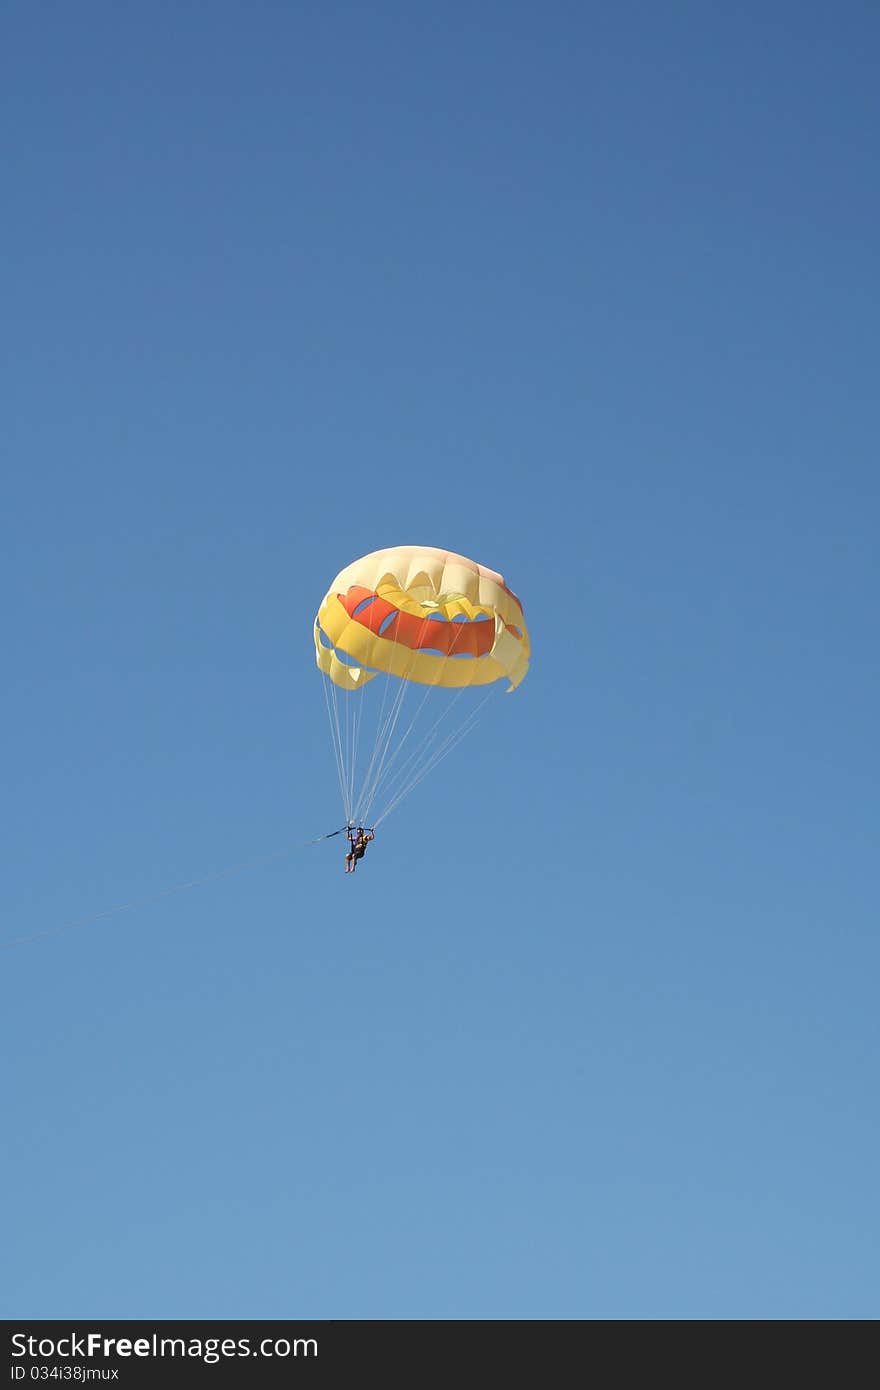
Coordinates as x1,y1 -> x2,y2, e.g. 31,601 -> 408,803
338,586 -> 496,658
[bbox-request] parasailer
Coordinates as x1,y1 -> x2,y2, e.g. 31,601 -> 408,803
345,825 -> 374,873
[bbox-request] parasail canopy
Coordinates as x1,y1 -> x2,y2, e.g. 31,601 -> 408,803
314,545 -> 530,828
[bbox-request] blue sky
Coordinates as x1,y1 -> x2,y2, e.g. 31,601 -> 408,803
2,1 -> 878,1319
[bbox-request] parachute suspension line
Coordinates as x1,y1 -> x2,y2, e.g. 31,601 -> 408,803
374,687 -> 498,828
353,599 -> 427,823
357,676 -> 437,824
375,686 -> 478,817
352,669 -> 394,822
346,676 -> 357,822
362,681 -> 462,826
348,682 -> 366,825
321,666 -> 350,823
363,614 -> 481,825
338,680 -> 354,824
356,603 -> 437,824
341,680 -> 348,817
352,634 -> 401,824
397,686 -> 498,820
343,674 -> 352,820
357,670 -> 410,823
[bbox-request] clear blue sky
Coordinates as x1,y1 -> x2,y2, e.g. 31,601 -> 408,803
3,1 -> 878,1319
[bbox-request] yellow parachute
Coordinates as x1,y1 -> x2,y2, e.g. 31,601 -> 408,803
314,545 -> 530,825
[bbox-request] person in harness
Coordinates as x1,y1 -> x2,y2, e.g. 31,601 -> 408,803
345,825 -> 374,873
